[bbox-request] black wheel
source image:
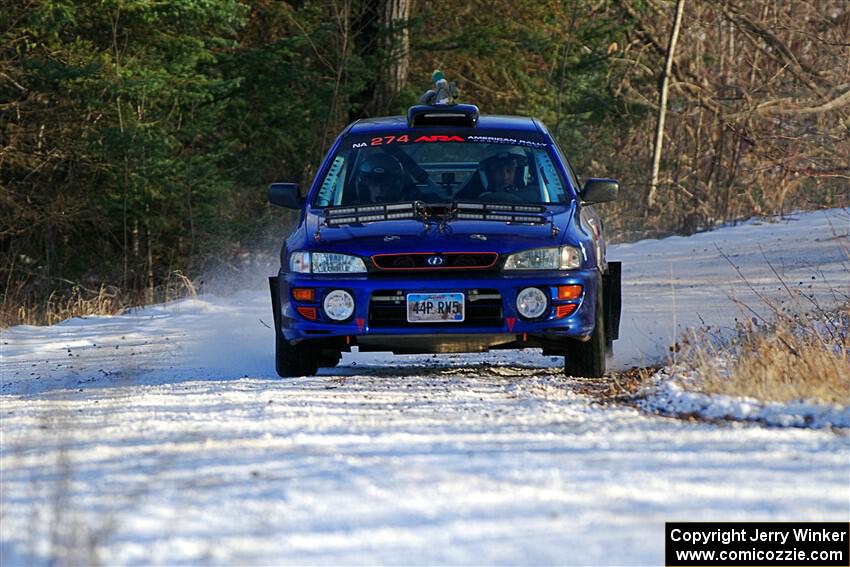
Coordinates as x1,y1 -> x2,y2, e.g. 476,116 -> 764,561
316,348 -> 342,368
563,281 -> 606,378
275,335 -> 319,377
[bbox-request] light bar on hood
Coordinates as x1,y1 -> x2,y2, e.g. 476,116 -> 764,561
454,202 -> 548,224
324,202 -> 417,226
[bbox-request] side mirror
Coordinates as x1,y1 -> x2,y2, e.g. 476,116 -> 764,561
268,183 -> 304,209
581,178 -> 619,204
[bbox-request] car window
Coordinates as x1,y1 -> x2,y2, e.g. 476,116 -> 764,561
315,155 -> 347,207
551,138 -> 581,191
312,135 -> 571,207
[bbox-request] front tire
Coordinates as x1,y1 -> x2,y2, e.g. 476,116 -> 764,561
316,349 -> 342,368
563,281 -> 606,378
275,335 -> 319,377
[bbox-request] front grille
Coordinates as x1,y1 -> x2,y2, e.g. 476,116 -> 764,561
371,252 -> 498,271
369,289 -> 503,328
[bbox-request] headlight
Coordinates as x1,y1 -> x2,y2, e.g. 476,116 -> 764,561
290,251 -> 312,273
289,251 -> 367,274
516,287 -> 548,319
323,289 -> 355,321
503,246 -> 582,270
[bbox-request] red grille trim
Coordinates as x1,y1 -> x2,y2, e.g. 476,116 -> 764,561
372,252 -> 499,271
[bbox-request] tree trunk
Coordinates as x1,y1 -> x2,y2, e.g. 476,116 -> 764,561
347,0 -> 410,119
383,0 -> 411,103
370,0 -> 411,116
646,0 -> 686,213
145,215 -> 154,305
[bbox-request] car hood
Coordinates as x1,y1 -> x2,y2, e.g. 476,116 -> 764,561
304,204 -> 575,256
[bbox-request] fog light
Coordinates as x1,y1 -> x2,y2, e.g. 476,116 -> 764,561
323,289 -> 355,321
516,287 -> 548,319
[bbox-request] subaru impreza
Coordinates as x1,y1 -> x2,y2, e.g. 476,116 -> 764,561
268,104 -> 621,377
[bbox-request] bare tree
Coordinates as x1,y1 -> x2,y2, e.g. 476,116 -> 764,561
613,0 -> 848,231
647,0 -> 686,212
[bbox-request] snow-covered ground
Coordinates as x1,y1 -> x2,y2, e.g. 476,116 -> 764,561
639,366 -> 850,429
1,208 -> 848,565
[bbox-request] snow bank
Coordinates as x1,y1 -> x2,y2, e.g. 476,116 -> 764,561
610,207 -> 849,369
638,366 -> 850,429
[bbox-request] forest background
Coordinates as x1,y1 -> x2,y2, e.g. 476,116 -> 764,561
2,0 -> 848,325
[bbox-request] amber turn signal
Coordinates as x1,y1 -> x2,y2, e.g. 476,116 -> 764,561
557,285 -> 582,300
292,288 -> 315,302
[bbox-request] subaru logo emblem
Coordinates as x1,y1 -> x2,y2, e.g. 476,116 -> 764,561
427,255 -> 445,266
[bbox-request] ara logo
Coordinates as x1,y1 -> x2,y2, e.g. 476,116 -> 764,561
426,255 -> 445,266
414,135 -> 465,143
351,142 -> 368,148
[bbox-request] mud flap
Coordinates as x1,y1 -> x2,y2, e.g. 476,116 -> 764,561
603,262 -> 621,341
269,276 -> 281,336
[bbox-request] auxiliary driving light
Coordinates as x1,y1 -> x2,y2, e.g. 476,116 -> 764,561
323,289 -> 355,321
516,287 -> 548,319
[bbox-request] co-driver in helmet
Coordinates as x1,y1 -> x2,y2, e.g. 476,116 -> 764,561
355,153 -> 407,204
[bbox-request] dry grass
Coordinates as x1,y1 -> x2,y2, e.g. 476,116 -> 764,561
676,218 -> 850,406
682,305 -> 850,406
1,284 -> 124,327
1,271 -> 198,328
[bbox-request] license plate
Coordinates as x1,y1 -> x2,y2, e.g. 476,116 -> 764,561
406,292 -> 465,323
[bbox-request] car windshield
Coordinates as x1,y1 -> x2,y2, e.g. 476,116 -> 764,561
313,133 -> 574,208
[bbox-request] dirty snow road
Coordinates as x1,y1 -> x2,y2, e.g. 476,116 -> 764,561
2,209 -> 849,565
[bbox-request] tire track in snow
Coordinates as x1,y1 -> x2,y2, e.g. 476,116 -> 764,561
2,208 -> 848,565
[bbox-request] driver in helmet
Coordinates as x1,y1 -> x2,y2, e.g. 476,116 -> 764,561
456,148 -> 528,200
356,153 -> 406,204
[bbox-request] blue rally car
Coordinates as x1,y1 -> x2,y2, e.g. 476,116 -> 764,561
268,104 -> 621,378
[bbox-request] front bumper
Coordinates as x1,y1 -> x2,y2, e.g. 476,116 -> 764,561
271,269 -> 600,352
